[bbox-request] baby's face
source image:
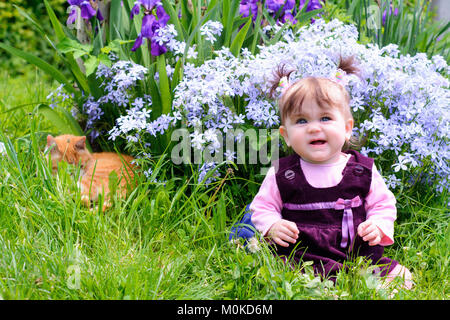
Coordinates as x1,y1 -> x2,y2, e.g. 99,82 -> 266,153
279,98 -> 353,164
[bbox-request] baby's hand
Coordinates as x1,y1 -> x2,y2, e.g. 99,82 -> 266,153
267,219 -> 299,247
357,220 -> 383,246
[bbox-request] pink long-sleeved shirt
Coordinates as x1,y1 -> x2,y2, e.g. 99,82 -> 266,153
250,153 -> 397,246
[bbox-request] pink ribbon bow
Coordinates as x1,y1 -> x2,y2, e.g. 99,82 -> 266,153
329,68 -> 349,86
334,196 -> 362,249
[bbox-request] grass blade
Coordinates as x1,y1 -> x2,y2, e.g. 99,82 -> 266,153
0,43 -> 78,99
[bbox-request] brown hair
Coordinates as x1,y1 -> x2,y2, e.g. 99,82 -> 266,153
270,56 -> 362,149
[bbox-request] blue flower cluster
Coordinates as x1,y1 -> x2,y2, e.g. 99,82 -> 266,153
109,19 -> 448,190
68,58 -> 150,140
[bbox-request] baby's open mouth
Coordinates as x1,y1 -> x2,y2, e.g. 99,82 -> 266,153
310,140 -> 326,145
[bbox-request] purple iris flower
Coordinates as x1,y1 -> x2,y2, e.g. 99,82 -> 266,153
382,6 -> 399,25
239,0 -> 259,21
265,0 -> 295,14
299,0 -> 323,11
130,0 -> 170,55
266,0 -> 296,24
67,0 -> 104,25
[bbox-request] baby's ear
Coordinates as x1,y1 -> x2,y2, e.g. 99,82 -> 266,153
75,136 -> 86,151
279,126 -> 291,147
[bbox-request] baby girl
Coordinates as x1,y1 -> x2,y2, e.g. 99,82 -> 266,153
249,56 -> 412,288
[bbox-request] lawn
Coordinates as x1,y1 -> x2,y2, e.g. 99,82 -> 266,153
0,69 -> 448,300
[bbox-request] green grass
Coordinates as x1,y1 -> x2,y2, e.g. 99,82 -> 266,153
0,69 -> 448,300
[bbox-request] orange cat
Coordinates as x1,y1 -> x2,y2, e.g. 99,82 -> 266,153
46,134 -> 136,210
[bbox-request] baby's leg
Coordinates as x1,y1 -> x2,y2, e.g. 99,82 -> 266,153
383,264 -> 413,289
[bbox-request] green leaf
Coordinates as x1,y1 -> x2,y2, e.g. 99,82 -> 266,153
171,58 -> 184,90
59,108 -> 85,138
101,39 -> 134,55
98,53 -> 112,68
109,0 -> 124,40
13,5 -> 46,37
44,0 -> 65,41
56,38 -> 93,54
223,0 -> 241,47
180,0 -> 192,33
230,17 -> 252,57
92,20 -> 104,56
84,55 -> 100,77
157,54 -> 172,115
148,75 -> 162,119
0,43 -> 78,99
250,7 -> 263,54
38,104 -> 91,152
37,104 -> 76,135
183,2 -> 220,59
161,0 -> 187,41
42,0 -> 90,95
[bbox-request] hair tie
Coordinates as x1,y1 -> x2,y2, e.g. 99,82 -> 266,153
330,68 -> 349,86
278,76 -> 290,95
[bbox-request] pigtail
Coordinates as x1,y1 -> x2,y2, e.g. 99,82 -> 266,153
269,64 -> 294,99
337,55 -> 366,151
338,55 -> 361,79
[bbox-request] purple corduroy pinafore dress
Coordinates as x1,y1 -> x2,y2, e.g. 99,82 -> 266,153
273,150 -> 398,280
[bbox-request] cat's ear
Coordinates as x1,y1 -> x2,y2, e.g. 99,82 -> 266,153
75,136 -> 86,151
47,135 -> 55,147
47,135 -> 58,152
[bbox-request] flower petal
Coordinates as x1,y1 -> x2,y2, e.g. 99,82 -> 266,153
80,2 -> 97,20
131,34 -> 144,51
141,14 -> 156,38
96,8 -> 104,21
156,5 -> 170,26
150,39 -> 167,56
130,3 -> 140,19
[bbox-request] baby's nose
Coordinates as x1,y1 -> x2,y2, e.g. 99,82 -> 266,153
307,122 -> 321,132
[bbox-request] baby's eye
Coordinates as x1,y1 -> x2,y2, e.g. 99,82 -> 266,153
321,116 -> 332,122
296,118 -> 307,124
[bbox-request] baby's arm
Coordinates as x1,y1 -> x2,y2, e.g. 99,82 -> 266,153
358,164 -> 397,246
250,167 -> 299,247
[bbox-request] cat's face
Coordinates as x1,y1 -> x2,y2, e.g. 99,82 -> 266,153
46,135 -> 91,172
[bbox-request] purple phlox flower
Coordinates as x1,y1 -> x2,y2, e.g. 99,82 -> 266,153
198,161 -> 220,185
130,0 -> 170,55
89,129 -> 100,141
67,0 -> 104,25
239,0 -> 259,21
83,96 -> 104,129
